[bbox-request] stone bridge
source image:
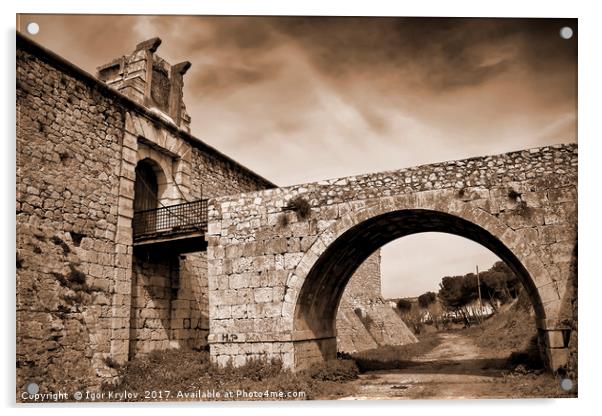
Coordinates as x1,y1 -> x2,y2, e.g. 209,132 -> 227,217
206,143 -> 577,371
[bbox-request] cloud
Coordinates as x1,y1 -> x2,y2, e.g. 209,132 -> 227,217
191,62 -> 279,95
18,15 -> 577,295
262,17 -> 576,94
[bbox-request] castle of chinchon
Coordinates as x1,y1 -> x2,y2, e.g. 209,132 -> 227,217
16,33 -> 577,391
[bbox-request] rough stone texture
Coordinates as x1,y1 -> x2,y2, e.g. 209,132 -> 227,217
96,37 -> 192,132
207,144 -> 577,371
336,252 -> 418,353
16,35 -> 274,394
189,148 -> 271,198
336,299 -> 418,353
129,253 -> 209,356
16,32 -> 578,396
17,44 -> 126,393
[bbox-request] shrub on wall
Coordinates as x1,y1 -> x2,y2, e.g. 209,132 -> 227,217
285,196 -> 312,220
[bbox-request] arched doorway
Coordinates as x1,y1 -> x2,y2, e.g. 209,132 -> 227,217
292,209 -> 546,367
134,159 -> 160,212
132,158 -> 170,237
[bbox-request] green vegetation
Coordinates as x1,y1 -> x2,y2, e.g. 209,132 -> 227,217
305,359 -> 359,382
50,235 -> 71,254
396,298 -> 412,312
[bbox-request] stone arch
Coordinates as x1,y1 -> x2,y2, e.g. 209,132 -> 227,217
134,157 -> 171,209
285,194 -> 557,368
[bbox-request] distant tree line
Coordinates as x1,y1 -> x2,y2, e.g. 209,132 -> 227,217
395,292 -> 438,312
418,291 -> 437,308
395,261 -> 521,332
437,261 -> 520,310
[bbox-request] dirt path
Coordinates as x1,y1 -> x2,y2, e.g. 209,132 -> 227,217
339,332 -> 555,400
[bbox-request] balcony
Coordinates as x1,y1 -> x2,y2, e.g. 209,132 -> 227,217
132,199 -> 208,253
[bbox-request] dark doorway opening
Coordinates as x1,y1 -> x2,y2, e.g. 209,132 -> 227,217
134,159 -> 159,212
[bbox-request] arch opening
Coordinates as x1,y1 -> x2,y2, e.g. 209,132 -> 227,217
379,232 -> 502,299
134,158 -> 170,212
293,209 -> 545,354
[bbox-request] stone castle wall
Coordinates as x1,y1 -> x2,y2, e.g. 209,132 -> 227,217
15,34 -> 405,393
129,253 -> 210,356
17,45 -> 127,391
336,251 -> 418,353
16,36 -> 274,393
128,145 -> 274,359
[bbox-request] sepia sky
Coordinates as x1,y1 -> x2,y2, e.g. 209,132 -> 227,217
17,15 -> 577,297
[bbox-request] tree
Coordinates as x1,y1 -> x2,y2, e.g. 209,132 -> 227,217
480,261 -> 521,302
437,261 -> 521,318
396,298 -> 412,312
395,298 -> 423,334
438,275 -> 475,309
418,291 -> 437,308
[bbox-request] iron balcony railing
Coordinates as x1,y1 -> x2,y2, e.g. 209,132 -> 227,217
132,199 -> 208,242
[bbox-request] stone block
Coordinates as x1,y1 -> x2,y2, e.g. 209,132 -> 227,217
225,244 -> 241,259
234,354 -> 247,367
538,281 -> 561,304
284,252 -> 303,270
229,273 -> 250,289
274,254 -> 285,270
217,355 -> 231,367
215,305 -> 231,319
266,237 -> 288,254
546,348 -> 569,370
282,301 -> 294,318
231,304 -> 248,319
546,330 -> 567,348
547,187 -> 576,204
549,241 -> 576,263
207,221 -> 221,236
217,275 -> 229,290
236,288 -> 254,304
254,287 -> 273,303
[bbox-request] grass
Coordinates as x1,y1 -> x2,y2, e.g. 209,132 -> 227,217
351,333 -> 442,372
103,349 -> 358,401
67,264 -> 87,285
306,358 -> 359,382
460,291 -> 543,370
457,291 -> 578,398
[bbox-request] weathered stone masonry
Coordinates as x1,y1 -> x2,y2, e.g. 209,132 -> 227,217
207,144 -> 577,370
16,34 -> 275,392
336,252 -> 417,353
16,31 -> 577,395
15,33 -> 403,393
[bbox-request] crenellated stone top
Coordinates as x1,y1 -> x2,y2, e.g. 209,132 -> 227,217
96,37 -> 192,132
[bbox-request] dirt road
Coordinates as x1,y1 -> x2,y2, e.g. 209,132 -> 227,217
340,332 -> 563,400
